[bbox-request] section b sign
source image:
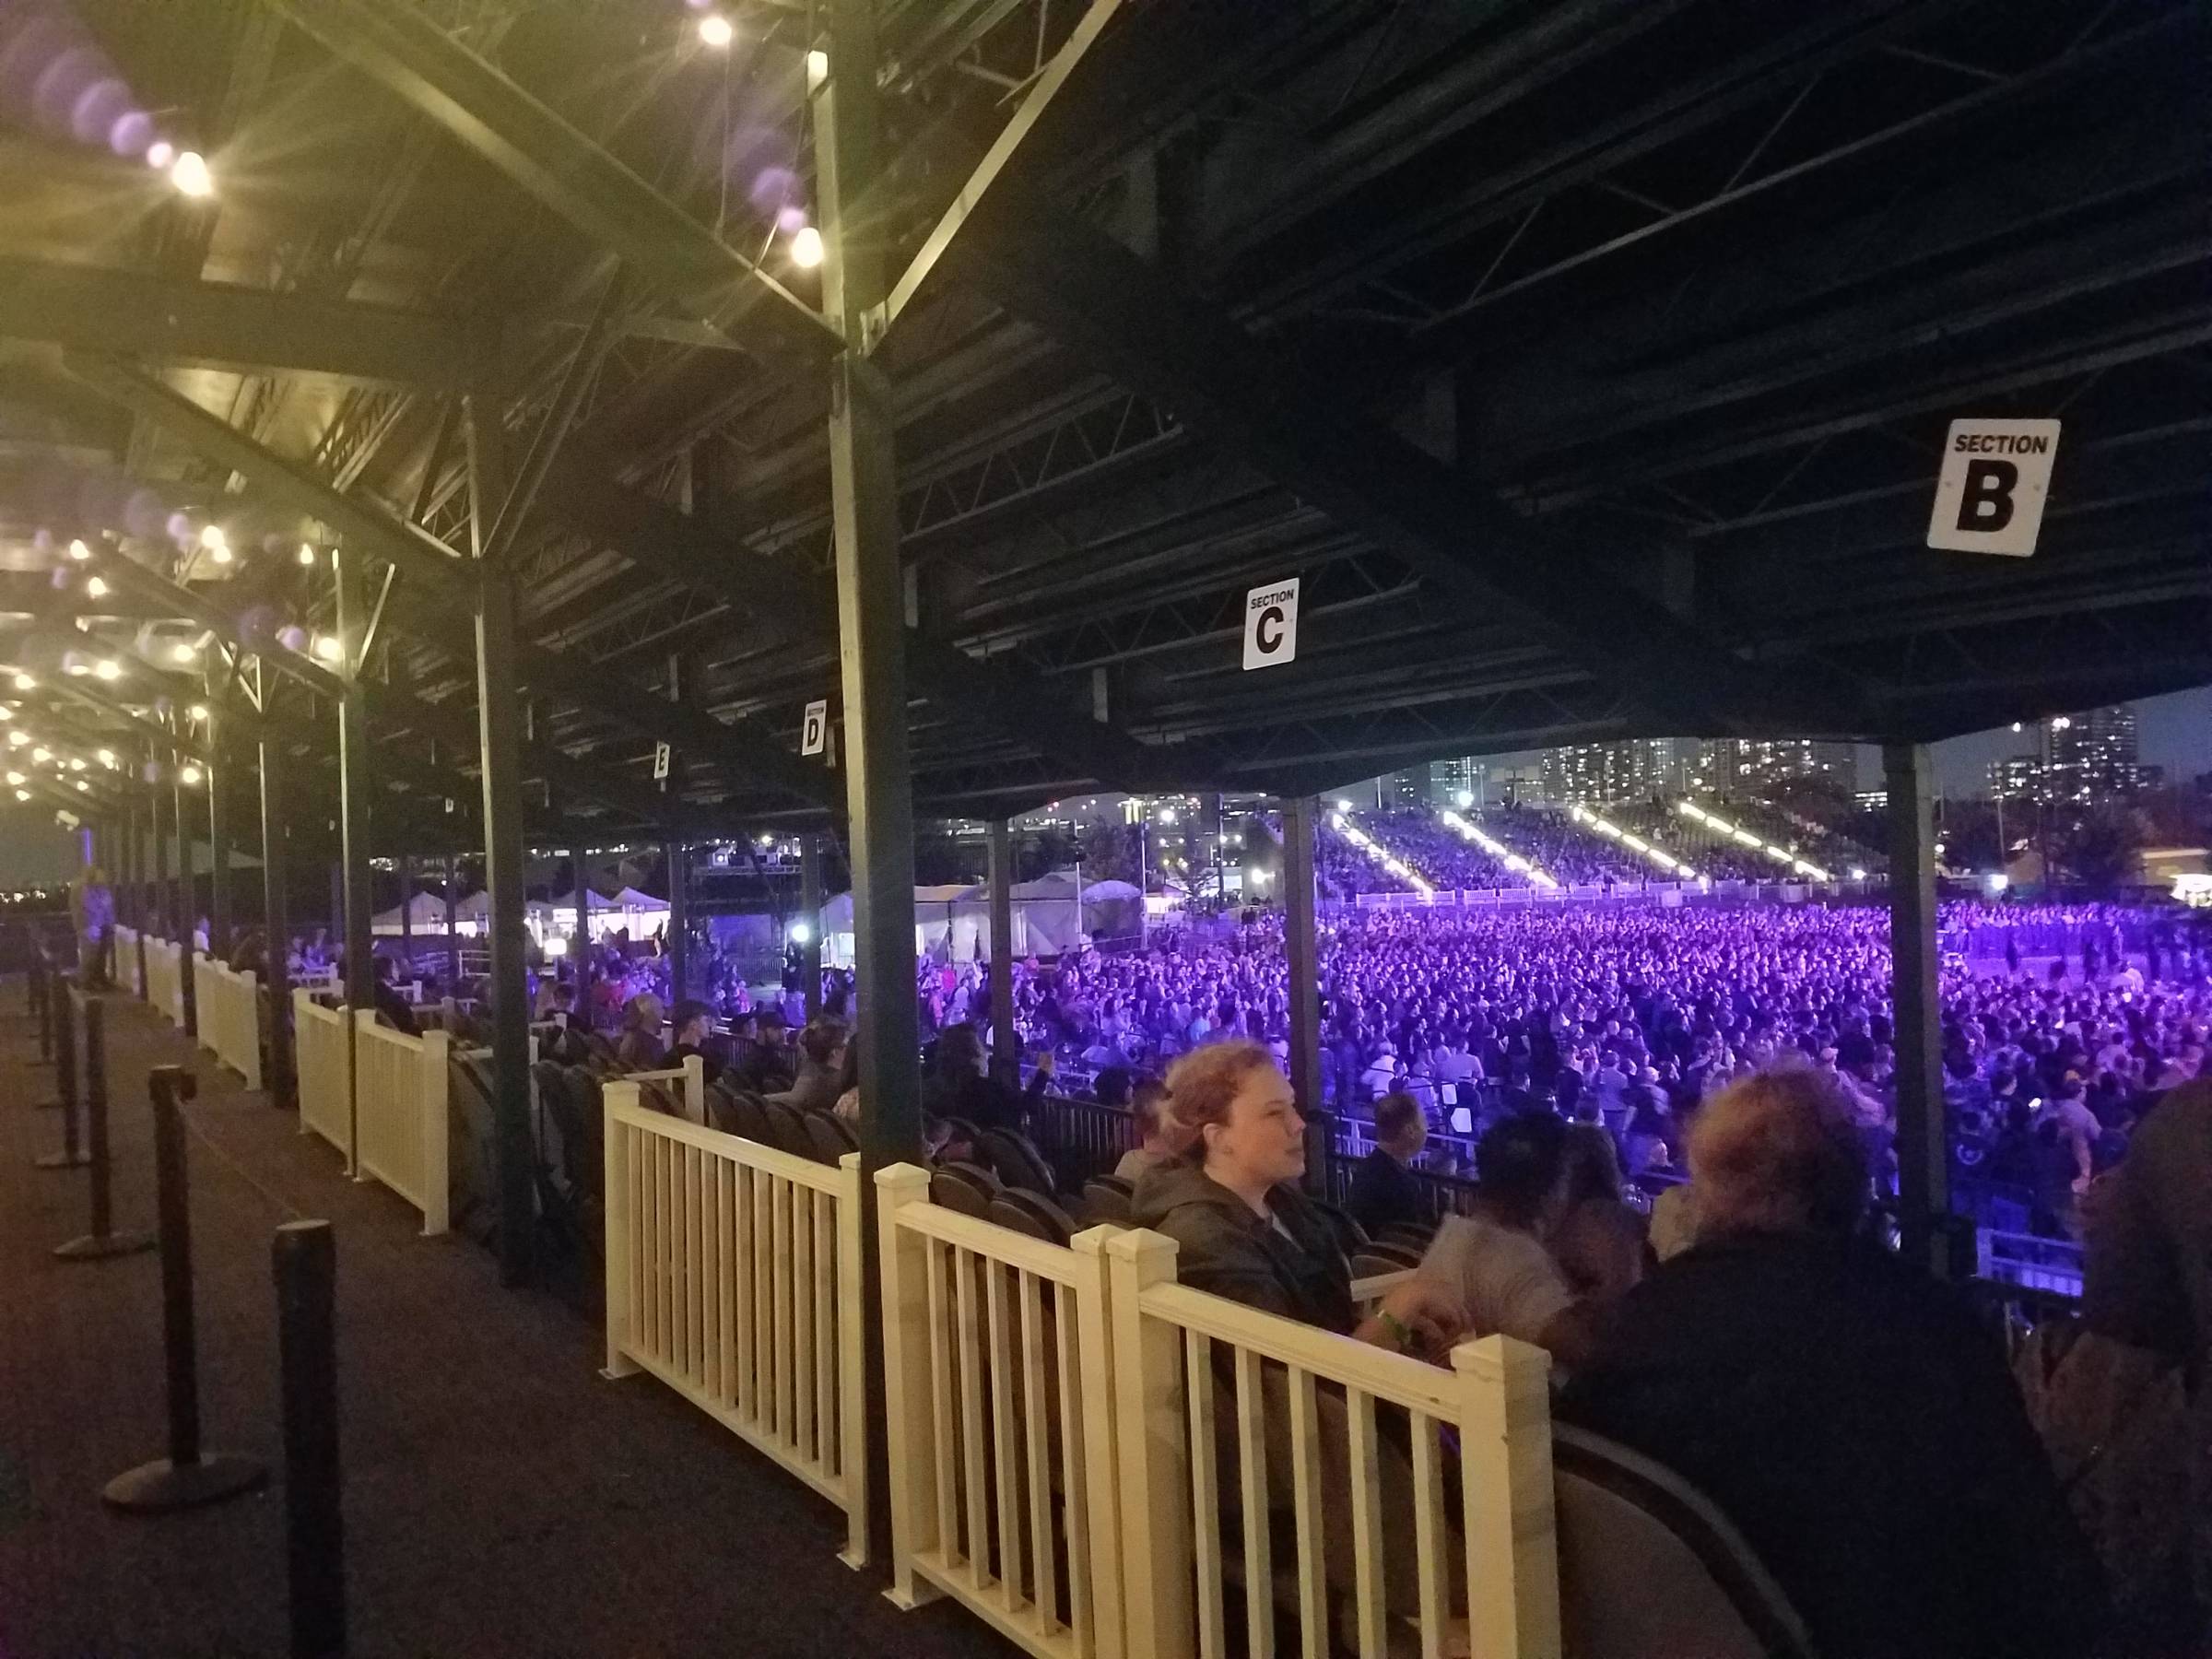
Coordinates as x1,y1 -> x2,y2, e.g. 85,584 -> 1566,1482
1927,418 -> 2059,557
1242,577 -> 1300,671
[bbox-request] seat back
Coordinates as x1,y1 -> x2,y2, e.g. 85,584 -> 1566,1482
1080,1176 -> 1134,1226
1551,1425 -> 1815,1659
977,1126 -> 1056,1196
929,1164 -> 1000,1219
803,1110 -> 859,1166
1312,1196 -> 1370,1255
987,1188 -> 1076,1246
719,1088 -> 774,1147
759,1097 -> 813,1159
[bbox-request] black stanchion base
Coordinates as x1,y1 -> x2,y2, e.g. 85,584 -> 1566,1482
101,1453 -> 267,1513
53,1230 -> 156,1261
34,1150 -> 91,1170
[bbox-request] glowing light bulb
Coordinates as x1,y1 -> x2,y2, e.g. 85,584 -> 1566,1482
94,660 -> 120,680
312,634 -> 342,664
76,781 -> 88,793
67,758 -> 84,771
66,538 -> 90,561
4,771 -> 20,785
180,763 -> 203,785
789,225 -> 824,268
12,790 -> 27,803
298,543 -> 316,567
697,12 -> 734,47
12,674 -> 32,691
806,47 -> 830,85
6,731 -> 23,747
171,642 -> 196,665
97,749 -> 114,769
188,703 -> 208,722
85,575 -> 108,598
31,747 -> 49,762
169,149 -> 213,198
146,139 -> 175,171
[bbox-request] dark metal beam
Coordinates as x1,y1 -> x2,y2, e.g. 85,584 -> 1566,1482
0,257 -> 488,387
948,184 -> 1869,737
261,0 -> 841,364
1281,796 -> 1325,1194
1884,742 -> 1949,1279
259,660 -> 296,1112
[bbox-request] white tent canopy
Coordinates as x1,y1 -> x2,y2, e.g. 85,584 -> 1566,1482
818,870 -> 1145,967
371,891 -> 456,935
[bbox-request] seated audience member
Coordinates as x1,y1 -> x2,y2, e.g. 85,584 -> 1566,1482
1113,1079 -> 1186,1183
771,1015 -> 849,1115
1552,1121 -> 1646,1300
920,1021 -> 1050,1132
612,994 -> 666,1071
1419,1113 -> 1608,1366
540,982 -> 593,1065
665,1000 -> 724,1087
1346,1091 -> 1430,1236
1130,1041 -> 1456,1353
1559,1068 -> 2105,1659
372,954 -> 421,1038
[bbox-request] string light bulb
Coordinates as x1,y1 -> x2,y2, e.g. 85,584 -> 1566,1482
169,149 -> 214,198
789,224 -> 824,268
312,634 -> 342,664
96,749 -> 114,769
180,763 -> 204,785
298,543 -> 316,568
697,12 -> 734,47
171,642 -> 196,665
66,538 -> 90,561
188,703 -> 208,722
94,660 -> 120,680
85,575 -> 108,598
11,674 -> 30,691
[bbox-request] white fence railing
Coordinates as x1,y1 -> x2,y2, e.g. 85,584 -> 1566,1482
295,988 -> 354,1169
869,1171 -> 1562,1659
622,1057 -> 707,1125
877,1166 -> 1124,1659
144,936 -> 184,1026
602,1085 -> 867,1567
194,954 -> 262,1090
113,924 -> 142,996
352,1010 -> 451,1236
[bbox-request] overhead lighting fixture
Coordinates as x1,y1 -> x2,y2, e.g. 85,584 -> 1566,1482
696,12 -> 734,47
171,642 -> 196,665
66,538 -> 90,561
67,758 -> 84,771
4,771 -> 21,786
84,575 -> 108,598
187,703 -> 208,722
146,139 -> 175,171
788,225 -> 824,268
168,149 -> 214,198
297,543 -> 316,568
12,674 -> 32,691
311,634 -> 342,664
6,731 -> 24,747
806,47 -> 830,85
75,781 -> 88,793
31,747 -> 49,763
12,790 -> 27,803
94,660 -> 121,680
180,763 -> 204,785
96,749 -> 114,769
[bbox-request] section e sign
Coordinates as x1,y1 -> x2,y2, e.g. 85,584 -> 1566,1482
1927,418 -> 2060,558
1242,577 -> 1300,671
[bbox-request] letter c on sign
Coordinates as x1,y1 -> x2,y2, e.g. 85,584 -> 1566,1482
1255,606 -> 1285,654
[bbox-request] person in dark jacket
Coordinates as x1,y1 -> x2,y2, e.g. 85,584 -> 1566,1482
1129,1041 -> 1456,1352
1345,1090 -> 1429,1236
1559,1067 -> 2105,1659
768,1015 -> 847,1115
918,1021 -> 1050,1132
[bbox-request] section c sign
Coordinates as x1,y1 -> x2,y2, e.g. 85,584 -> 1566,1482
800,699 -> 829,757
1926,418 -> 2059,557
1242,577 -> 1300,671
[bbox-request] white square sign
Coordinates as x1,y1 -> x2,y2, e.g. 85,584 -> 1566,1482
801,699 -> 829,757
652,741 -> 672,781
1926,418 -> 2059,557
1242,577 -> 1300,671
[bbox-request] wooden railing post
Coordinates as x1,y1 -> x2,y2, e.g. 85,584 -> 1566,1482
874,1162 -> 938,1607
1069,1227 -> 1125,1659
1105,1228 -> 1190,1659
1454,1335 -> 1560,1659
238,968 -> 263,1089
292,989 -> 313,1136
679,1053 -> 706,1124
349,1010 -> 378,1180
600,1081 -> 641,1380
419,1029 -> 450,1237
836,1151 -> 867,1570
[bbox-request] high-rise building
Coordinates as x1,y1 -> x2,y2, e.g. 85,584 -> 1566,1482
1695,739 -> 1856,795
1539,739 -> 1686,806
1990,705 -> 2140,806
1429,755 -> 1486,808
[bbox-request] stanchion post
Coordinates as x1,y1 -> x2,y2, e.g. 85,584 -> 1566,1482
101,1065 -> 267,1512
35,986 -> 87,1161
34,953 -> 53,1063
275,1219 -> 346,1659
55,996 -> 155,1259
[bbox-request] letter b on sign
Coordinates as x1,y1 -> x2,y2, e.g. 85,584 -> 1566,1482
1242,576 -> 1300,671
1927,418 -> 2058,557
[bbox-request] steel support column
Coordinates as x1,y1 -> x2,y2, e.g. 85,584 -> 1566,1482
444,858 -> 460,991
665,841 -> 688,1005
818,1 -> 921,1562
470,395 -> 535,1286
172,741 -> 197,1037
206,712 -> 231,961
259,699 -> 295,1112
571,840 -> 592,1012
986,819 -> 1016,1069
333,551 -> 375,1021
801,833 -> 824,1021
150,762 -> 171,935
1281,796 -> 1326,1194
1884,741 -> 1950,1280
397,853 -> 412,970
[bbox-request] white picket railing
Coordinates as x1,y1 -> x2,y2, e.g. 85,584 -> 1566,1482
876,1166 -> 1124,1659
295,988 -> 354,1169
1106,1229 -> 1559,1659
602,1084 -> 867,1567
113,924 -> 142,996
352,1010 -> 451,1236
193,954 -> 263,1090
623,1056 -> 707,1124
144,936 -> 184,1026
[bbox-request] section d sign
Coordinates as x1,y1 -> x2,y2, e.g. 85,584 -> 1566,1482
1242,577 -> 1300,671
800,699 -> 829,757
1926,418 -> 2059,557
